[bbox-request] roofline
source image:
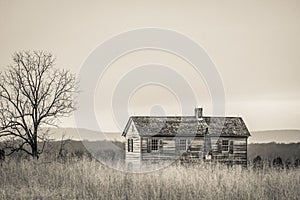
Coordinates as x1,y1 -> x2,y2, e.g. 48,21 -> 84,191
138,135 -> 250,138
129,115 -> 196,118
122,117 -> 133,137
128,115 -> 244,119
122,115 -> 251,137
239,118 -> 251,137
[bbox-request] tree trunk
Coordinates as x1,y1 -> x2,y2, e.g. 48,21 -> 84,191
32,143 -> 39,159
31,126 -> 39,159
32,133 -> 39,159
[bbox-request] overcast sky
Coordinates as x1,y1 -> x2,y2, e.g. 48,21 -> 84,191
0,0 -> 300,133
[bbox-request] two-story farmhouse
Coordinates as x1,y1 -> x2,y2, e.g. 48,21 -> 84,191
122,108 -> 250,167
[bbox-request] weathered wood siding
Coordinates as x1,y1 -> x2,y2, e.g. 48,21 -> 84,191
141,137 -> 205,161
211,136 -> 248,166
124,122 -> 141,165
138,136 -> 248,166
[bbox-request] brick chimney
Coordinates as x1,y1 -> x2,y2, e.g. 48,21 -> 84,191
195,107 -> 203,119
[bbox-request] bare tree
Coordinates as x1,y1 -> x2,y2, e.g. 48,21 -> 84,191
0,51 -> 78,159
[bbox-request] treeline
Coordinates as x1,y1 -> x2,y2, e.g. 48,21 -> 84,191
248,143 -> 300,161
1,140 -> 299,166
0,140 -> 124,162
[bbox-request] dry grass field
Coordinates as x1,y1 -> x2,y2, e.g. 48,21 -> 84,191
0,157 -> 299,200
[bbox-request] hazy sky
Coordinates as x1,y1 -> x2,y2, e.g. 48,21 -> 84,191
0,0 -> 300,132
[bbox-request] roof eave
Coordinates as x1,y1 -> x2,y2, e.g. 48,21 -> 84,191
121,117 -> 133,137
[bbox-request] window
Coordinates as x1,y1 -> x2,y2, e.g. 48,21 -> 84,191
222,140 -> 229,152
151,139 -> 158,151
176,139 -> 187,151
128,139 -> 133,152
147,139 -> 160,152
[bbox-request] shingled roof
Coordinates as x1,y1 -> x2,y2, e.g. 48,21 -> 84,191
122,115 -> 250,137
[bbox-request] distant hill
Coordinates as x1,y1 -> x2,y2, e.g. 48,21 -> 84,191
47,128 -> 300,144
249,130 -> 300,143
33,140 -> 300,162
248,143 -> 300,161
47,140 -> 300,161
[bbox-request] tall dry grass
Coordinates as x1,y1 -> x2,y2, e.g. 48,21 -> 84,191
0,157 -> 299,200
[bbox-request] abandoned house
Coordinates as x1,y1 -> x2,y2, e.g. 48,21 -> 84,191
122,108 -> 250,167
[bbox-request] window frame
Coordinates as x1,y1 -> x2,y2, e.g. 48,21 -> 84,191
127,138 -> 133,152
176,139 -> 188,151
151,139 -> 159,152
222,140 -> 229,152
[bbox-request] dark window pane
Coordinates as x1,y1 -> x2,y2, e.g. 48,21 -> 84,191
222,140 -> 229,151
177,139 -> 186,151
128,139 -> 133,152
151,139 -> 158,151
